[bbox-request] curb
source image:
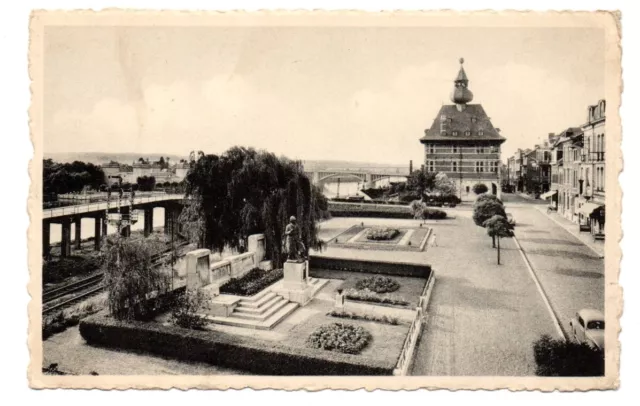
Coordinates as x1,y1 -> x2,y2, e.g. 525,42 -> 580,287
512,235 -> 567,341
534,207 -> 604,259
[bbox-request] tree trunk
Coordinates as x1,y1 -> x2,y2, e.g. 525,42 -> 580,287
497,237 -> 501,265
492,235 -> 496,248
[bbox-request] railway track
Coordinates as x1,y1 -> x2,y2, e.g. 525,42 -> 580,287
42,241 -> 191,315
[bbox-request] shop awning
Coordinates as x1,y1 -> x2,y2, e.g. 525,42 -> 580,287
541,190 -> 558,200
578,202 -> 603,216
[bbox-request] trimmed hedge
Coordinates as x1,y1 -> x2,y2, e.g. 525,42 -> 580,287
79,315 -> 393,375
421,208 -> 447,220
309,256 -> 431,278
328,202 -> 413,219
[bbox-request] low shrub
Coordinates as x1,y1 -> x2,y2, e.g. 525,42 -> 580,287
355,276 -> 400,293
43,256 -> 101,285
42,302 -> 100,340
306,322 -> 372,354
328,202 -> 413,219
220,268 -> 284,296
343,288 -> 409,307
327,310 -> 399,326
533,334 -> 604,376
422,208 -> 447,220
170,290 -> 207,330
365,227 -> 400,241
473,183 -> 489,195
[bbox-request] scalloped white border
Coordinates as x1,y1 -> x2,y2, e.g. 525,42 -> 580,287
26,9 -> 622,391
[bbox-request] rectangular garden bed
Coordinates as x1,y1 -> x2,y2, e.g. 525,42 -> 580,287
79,313 -> 395,375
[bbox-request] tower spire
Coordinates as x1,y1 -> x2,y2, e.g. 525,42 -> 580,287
450,57 -> 473,106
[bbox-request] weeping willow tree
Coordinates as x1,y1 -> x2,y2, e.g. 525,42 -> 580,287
102,234 -> 171,320
181,146 -> 326,268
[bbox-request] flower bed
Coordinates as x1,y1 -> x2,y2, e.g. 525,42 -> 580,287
355,276 -> 400,293
344,288 -> 409,307
306,322 -> 372,354
327,310 -> 400,326
220,268 -> 284,296
365,227 -> 400,241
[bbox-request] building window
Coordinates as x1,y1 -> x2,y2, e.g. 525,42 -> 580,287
440,115 -> 447,121
427,161 -> 435,172
452,145 -> 458,153
476,161 -> 484,173
452,131 -> 459,136
428,144 -> 435,154
441,130 -> 447,136
471,117 -> 477,123
478,130 -> 484,136
452,162 -> 458,172
476,146 -> 485,154
465,130 -> 471,136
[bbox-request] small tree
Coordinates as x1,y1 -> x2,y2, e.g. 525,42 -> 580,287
409,199 -> 427,220
102,235 -> 171,320
483,215 -> 513,264
473,199 -> 507,247
472,183 -> 489,195
434,173 -> 457,197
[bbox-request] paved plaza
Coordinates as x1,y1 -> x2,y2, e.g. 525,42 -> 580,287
314,193 -> 605,376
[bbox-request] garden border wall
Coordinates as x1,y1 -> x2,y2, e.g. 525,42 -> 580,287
79,314 -> 393,376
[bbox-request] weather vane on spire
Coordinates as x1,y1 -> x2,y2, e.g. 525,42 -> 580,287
459,57 -> 464,64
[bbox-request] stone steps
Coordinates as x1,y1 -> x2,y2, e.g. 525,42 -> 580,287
206,302 -> 299,330
233,297 -> 290,320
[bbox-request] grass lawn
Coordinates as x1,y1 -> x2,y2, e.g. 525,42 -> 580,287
311,269 -> 427,308
409,227 -> 430,247
281,305 -> 409,366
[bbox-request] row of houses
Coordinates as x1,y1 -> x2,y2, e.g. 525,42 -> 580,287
503,99 -> 606,236
101,161 -> 191,186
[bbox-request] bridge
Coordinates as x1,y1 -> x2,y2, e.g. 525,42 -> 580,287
43,194 -> 186,258
304,168 -> 410,189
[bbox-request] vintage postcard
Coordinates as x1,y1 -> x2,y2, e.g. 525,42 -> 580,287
28,10 -> 622,390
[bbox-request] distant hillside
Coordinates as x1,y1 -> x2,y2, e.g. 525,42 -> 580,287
44,152 -> 188,165
43,152 -> 409,171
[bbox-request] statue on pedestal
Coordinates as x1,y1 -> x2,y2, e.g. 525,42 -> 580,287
284,216 -> 306,262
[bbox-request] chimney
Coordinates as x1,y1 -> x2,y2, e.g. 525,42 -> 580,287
409,160 -> 413,173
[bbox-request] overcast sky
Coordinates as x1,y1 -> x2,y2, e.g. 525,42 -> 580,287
44,26 -> 605,164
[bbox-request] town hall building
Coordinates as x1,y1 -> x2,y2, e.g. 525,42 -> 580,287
420,58 -> 506,201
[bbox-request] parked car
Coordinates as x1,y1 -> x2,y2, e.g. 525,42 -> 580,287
569,309 -> 605,350
506,213 -> 515,227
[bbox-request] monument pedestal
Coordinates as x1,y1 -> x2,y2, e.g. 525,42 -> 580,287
275,260 -> 314,305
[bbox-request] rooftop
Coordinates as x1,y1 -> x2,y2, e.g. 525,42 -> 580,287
421,104 -> 506,143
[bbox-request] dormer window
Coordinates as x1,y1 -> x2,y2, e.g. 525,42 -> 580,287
478,130 -> 484,136
440,115 -> 447,121
440,130 -> 447,136
465,131 -> 471,136
452,131 -> 459,136
471,117 -> 477,123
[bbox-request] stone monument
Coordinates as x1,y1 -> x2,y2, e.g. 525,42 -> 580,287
276,216 -> 315,304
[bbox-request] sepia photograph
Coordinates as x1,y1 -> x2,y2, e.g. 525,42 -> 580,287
27,10 -> 622,390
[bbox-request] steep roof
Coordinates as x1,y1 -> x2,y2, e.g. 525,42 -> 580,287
420,104 -> 506,143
